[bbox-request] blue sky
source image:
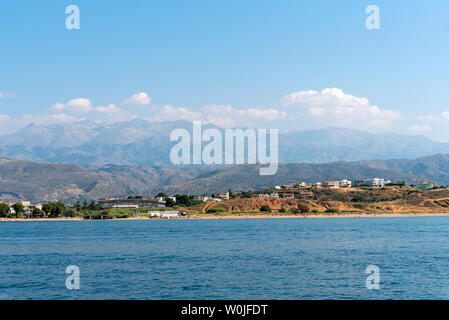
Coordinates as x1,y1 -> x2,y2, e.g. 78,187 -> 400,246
0,1 -> 449,140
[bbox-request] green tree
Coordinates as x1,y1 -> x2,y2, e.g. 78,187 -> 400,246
74,201 -> 82,212
0,203 -> 9,217
88,201 -> 99,211
42,203 -> 53,216
12,203 -> 24,218
43,202 -> 66,217
260,205 -> 271,212
32,207 -> 44,217
165,198 -> 175,207
65,208 -> 75,217
53,202 -> 66,217
157,192 -> 168,198
175,194 -> 200,207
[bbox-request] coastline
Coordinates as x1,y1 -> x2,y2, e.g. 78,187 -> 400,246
3,212 -> 449,222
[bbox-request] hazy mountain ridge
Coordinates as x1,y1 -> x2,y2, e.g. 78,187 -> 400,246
2,153 -> 449,203
1,120 -> 449,165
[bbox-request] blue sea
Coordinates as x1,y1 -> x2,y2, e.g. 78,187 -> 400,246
1,217 -> 449,300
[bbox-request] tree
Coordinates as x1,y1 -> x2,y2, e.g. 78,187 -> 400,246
0,203 -> 9,217
88,201 -> 99,211
12,203 -> 24,218
297,203 -> 310,214
47,202 -> 65,217
157,192 -> 168,198
260,205 -> 271,212
175,194 -> 200,207
65,208 -> 75,217
42,203 -> 53,216
42,202 -> 66,217
74,201 -> 82,212
165,198 -> 175,207
32,207 -> 44,217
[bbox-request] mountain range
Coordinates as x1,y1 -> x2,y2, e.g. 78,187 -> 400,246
1,119 -> 449,166
2,153 -> 449,203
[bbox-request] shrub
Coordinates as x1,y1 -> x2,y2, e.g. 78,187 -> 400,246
325,208 -> 340,213
206,207 -> 227,214
297,203 -> 310,213
108,208 -> 130,218
279,207 -> 286,213
260,205 -> 271,212
0,203 -> 9,217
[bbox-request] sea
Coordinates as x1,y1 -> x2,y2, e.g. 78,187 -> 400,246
1,217 -> 449,299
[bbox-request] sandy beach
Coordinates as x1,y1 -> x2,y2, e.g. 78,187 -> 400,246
3,212 -> 449,222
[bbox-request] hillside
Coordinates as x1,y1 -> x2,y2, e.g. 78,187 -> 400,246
198,187 -> 449,215
0,155 -> 442,203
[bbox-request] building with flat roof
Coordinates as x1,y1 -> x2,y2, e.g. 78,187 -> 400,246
322,181 -> 340,189
416,181 -> 436,190
364,178 -> 385,188
299,192 -> 314,200
99,198 -> 164,209
149,210 -> 182,219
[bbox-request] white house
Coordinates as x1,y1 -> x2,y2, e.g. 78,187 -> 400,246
217,191 -> 230,200
364,178 -> 385,187
339,179 -> 352,188
149,211 -> 181,219
257,193 -> 271,198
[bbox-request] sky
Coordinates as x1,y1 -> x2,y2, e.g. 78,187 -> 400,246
0,1 -> 449,140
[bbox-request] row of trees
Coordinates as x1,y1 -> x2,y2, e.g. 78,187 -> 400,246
0,200 -> 101,218
0,202 -> 26,218
156,193 -> 202,207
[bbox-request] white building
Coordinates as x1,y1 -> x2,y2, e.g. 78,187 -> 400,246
217,191 -> 230,200
149,211 -> 181,219
194,195 -> 210,202
339,179 -> 352,188
364,178 -> 385,187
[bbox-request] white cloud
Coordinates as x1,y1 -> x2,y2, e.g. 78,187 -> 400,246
94,104 -> 136,123
150,104 -> 287,128
0,92 -> 15,98
95,104 -> 119,113
0,114 -> 10,124
441,111 -> 449,121
418,114 -> 439,123
408,124 -> 431,133
124,92 -> 151,106
278,88 -> 400,129
202,104 -> 287,127
51,98 -> 93,113
152,105 -> 202,122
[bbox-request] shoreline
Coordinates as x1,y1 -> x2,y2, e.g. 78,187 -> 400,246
3,212 -> 449,222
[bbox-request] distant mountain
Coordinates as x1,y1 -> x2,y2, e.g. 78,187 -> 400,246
4,154 -> 449,203
1,120 -> 449,165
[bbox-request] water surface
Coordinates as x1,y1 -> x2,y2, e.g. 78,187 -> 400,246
1,217 -> 449,299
